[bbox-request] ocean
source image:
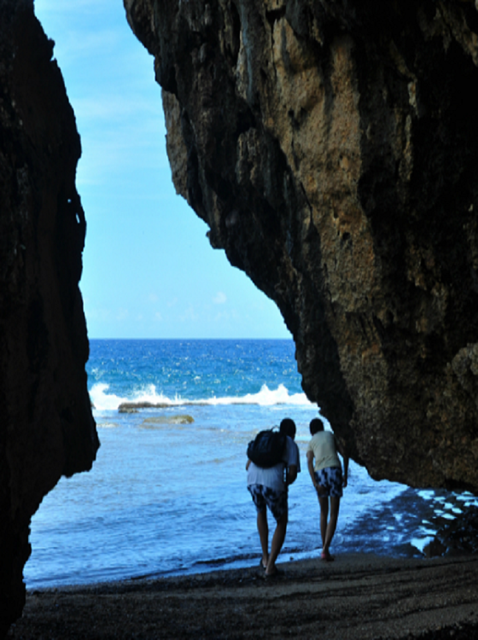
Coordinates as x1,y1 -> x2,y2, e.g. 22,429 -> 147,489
25,339 -> 478,589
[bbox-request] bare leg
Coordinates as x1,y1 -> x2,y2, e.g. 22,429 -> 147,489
318,495 -> 329,547
323,496 -> 340,556
265,511 -> 288,575
257,509 -> 269,568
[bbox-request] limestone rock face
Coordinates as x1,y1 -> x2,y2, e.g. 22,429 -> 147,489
125,0 -> 478,491
0,0 -> 98,633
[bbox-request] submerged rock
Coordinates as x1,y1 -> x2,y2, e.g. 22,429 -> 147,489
0,0 -> 98,633
141,415 -> 195,426
424,506 -> 478,559
125,0 -> 478,492
119,401 -> 170,412
436,506 -> 478,556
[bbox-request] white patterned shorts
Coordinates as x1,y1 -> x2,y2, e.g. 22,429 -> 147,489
248,484 -> 288,521
314,466 -> 343,498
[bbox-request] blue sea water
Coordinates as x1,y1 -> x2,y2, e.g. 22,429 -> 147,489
25,339 -> 478,588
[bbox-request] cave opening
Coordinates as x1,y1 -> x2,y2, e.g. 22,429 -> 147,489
28,0 -> 306,590
20,0 -> 478,596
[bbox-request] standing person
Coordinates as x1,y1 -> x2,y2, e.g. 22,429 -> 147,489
306,417 -> 349,562
246,418 -> 300,577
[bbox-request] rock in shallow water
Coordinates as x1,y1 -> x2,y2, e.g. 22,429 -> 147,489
436,506 -> 478,556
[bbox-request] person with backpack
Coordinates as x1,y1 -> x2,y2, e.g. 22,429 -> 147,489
306,417 -> 349,562
246,418 -> 300,577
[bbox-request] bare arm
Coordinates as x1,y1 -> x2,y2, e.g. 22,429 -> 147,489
342,454 -> 349,488
306,451 -> 317,488
336,440 -> 349,488
286,464 -> 298,486
246,459 -> 251,471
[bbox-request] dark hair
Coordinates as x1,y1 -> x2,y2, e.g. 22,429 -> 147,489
309,418 -> 324,435
280,418 -> 296,439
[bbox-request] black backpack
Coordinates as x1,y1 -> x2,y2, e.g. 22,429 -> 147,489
247,428 -> 287,468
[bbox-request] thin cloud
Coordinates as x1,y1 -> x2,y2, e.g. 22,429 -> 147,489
76,132 -> 168,187
36,0 -> 108,12
180,306 -> 200,322
73,96 -> 163,123
115,308 -> 129,321
52,29 -> 123,63
213,292 -> 227,305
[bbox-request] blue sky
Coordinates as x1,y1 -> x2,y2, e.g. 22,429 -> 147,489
34,0 -> 290,340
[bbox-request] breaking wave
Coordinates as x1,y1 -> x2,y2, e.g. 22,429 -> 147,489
90,382 -> 313,413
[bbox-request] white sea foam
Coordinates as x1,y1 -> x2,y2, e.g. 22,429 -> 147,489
90,383 -> 128,411
205,384 -> 311,407
89,382 -> 313,412
417,490 -> 435,500
410,536 -> 435,554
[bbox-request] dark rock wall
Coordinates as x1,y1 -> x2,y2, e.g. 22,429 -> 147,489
125,0 -> 478,491
0,0 -> 98,633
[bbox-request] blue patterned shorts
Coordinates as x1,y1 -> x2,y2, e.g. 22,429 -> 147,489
314,466 -> 343,498
248,484 -> 288,521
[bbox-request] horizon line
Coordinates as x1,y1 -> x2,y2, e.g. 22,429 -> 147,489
88,336 -> 294,341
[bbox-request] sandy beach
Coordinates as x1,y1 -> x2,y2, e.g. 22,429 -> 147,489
7,553 -> 478,639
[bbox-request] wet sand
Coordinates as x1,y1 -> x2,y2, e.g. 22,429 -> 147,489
8,554 -> 478,639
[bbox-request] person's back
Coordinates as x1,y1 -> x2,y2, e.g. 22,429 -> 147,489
247,434 -> 297,491
308,430 -> 341,472
246,418 -> 300,576
306,418 -> 348,561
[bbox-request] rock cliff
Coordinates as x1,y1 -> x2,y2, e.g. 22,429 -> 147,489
125,0 -> 478,491
0,0 -> 98,634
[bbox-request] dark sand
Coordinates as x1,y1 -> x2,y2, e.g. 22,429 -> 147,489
8,554 -> 478,639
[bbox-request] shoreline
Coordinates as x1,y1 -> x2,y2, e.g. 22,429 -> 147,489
9,553 -> 478,639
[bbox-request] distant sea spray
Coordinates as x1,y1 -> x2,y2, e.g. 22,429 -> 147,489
90,381 -> 313,413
